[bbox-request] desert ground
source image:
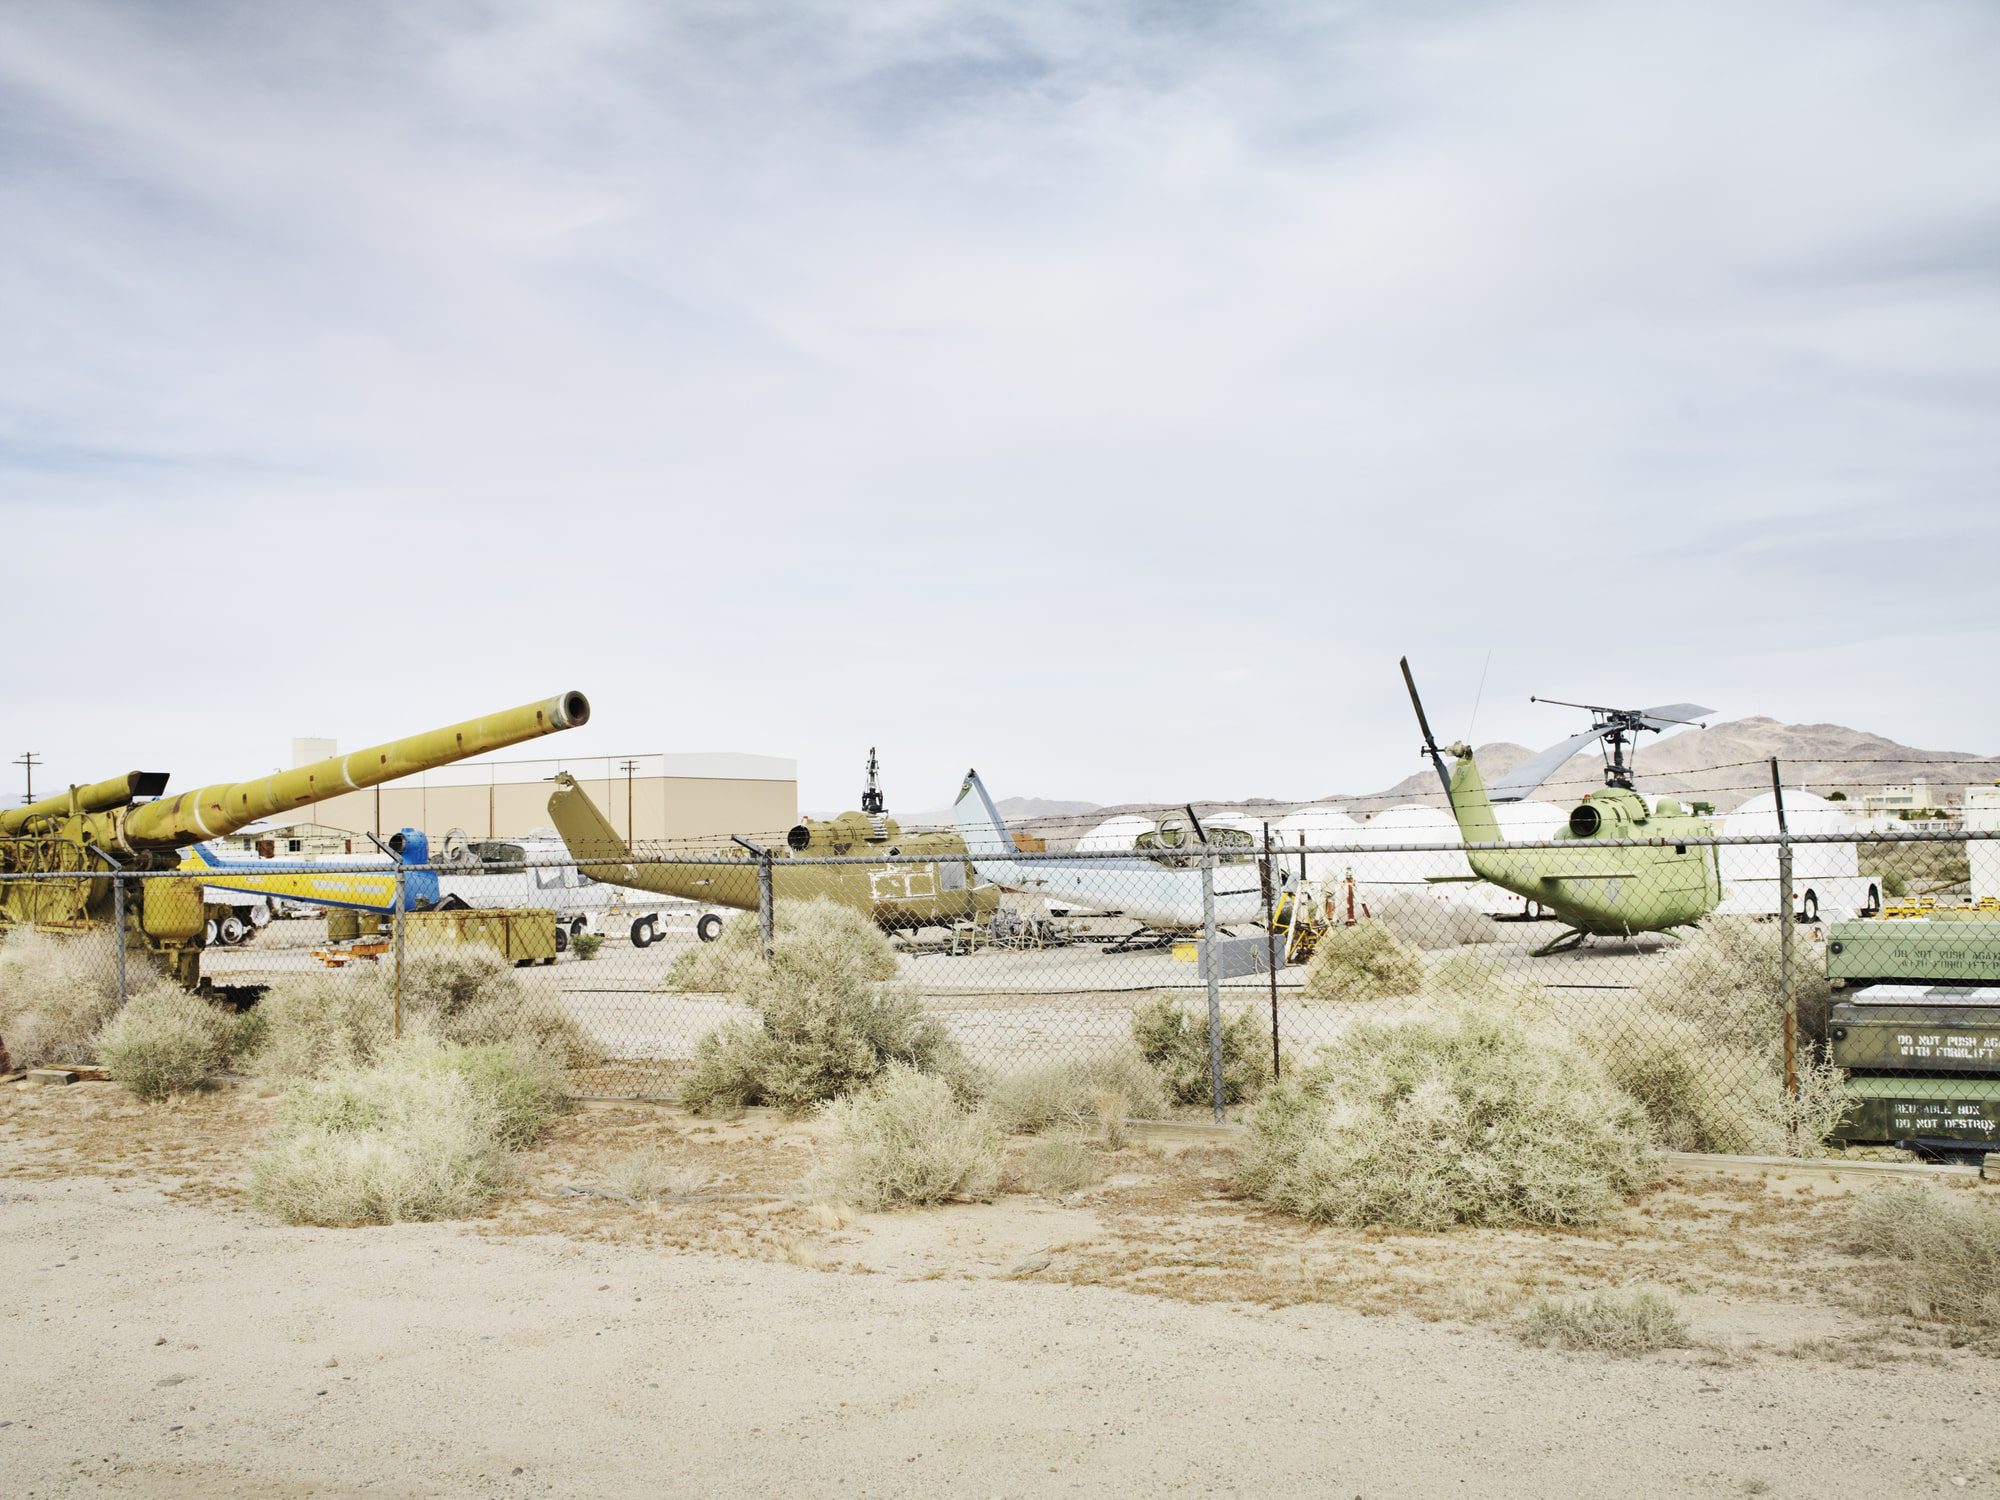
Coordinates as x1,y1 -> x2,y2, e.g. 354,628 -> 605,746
5,1076 -> 1996,1498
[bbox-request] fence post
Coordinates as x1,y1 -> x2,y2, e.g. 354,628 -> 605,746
393,863 -> 406,1042
1771,758 -> 1797,1108
759,851 -> 774,959
112,874 -> 128,1007
1201,842 -> 1225,1123
733,836 -> 774,959
1260,824 -> 1280,1081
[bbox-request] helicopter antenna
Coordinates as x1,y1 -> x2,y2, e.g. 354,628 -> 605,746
1465,650 -> 1492,746
861,747 -> 885,816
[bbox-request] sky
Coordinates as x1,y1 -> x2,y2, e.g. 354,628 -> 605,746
4,0 -> 1998,815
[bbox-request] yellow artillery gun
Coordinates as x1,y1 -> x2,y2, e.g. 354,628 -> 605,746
0,692 -> 589,988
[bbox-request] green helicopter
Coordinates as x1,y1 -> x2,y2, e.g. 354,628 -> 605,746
1400,658 -> 1722,954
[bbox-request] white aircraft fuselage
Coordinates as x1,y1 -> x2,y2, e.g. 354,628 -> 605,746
952,770 -> 1273,929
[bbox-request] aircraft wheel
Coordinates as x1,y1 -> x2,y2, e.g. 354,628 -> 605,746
203,918 -> 219,947
218,914 -> 249,946
569,916 -> 587,938
631,916 -> 658,949
1800,890 -> 1819,923
249,905 -> 272,929
696,913 -> 723,943
554,925 -> 568,954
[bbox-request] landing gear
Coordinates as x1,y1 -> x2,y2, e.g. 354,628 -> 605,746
631,915 -> 661,948
1531,927 -> 1591,957
696,913 -> 723,943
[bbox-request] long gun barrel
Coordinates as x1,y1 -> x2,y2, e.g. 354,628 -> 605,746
9,691 -> 590,855
0,771 -> 170,836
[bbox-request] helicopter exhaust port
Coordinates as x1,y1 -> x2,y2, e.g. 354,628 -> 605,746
1568,804 -> 1602,838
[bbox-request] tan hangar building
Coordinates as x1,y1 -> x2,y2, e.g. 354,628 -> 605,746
291,742 -> 798,847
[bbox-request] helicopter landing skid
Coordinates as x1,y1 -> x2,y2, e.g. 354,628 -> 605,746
1530,927 -> 1592,958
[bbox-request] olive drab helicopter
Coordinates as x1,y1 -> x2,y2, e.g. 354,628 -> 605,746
1399,658 -> 1723,954
546,748 -> 1000,937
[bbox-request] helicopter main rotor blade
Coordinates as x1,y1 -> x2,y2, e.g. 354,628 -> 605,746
1399,657 -> 1454,799
1487,727 -> 1613,803
1638,702 -> 1714,730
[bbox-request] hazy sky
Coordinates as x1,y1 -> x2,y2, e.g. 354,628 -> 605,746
5,0 -> 1997,814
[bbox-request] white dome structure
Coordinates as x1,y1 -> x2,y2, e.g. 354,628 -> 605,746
1493,800 -> 1566,845
1075,815 -> 1157,854
1271,805 -> 1364,882
1720,790 -> 1860,883
1345,804 -> 1473,887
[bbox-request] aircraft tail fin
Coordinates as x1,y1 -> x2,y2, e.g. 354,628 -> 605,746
952,770 -> 1019,858
546,772 -> 632,864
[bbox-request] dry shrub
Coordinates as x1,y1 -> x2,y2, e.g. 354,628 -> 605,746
1015,1132 -> 1099,1197
1301,921 -> 1426,1001
681,905 -> 971,1115
815,1065 -> 999,1210
94,983 -> 233,1099
1520,1288 -> 1692,1354
1639,916 -> 1830,1058
1847,1184 -> 2000,1337
250,1056 -> 510,1226
1239,1004 -> 1656,1229
251,949 -> 594,1078
1570,916 -> 1849,1158
1131,997 -> 1270,1107
251,971 -> 389,1078
666,899 -> 897,993
250,1038 -> 563,1225
403,1040 -> 569,1148
1588,1016 -> 1800,1156
1372,892 -> 1497,949
398,948 -> 596,1065
0,927 -> 122,1067
986,1050 -> 1169,1137
607,1149 -> 710,1203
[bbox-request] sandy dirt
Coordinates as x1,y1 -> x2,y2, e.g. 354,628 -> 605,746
5,1079 -> 1998,1498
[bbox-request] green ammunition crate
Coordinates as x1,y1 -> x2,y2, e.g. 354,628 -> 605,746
1833,1074 -> 2000,1147
1826,914 -> 2000,986
1828,989 -> 2000,1073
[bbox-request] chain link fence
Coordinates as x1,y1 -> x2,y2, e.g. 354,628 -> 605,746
4,813 -> 1997,1159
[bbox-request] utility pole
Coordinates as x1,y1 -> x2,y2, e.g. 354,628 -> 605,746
13,751 -> 40,806
618,760 -> 639,851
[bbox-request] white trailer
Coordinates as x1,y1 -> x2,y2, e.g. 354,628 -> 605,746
1714,791 -> 1882,922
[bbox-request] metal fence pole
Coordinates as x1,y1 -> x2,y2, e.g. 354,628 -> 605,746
393,864 -> 406,1042
1260,824 -> 1280,1081
1771,758 -> 1797,1106
1201,843 -> 1224,1123
112,874 -> 127,1007
760,852 -> 774,960
728,836 -> 775,959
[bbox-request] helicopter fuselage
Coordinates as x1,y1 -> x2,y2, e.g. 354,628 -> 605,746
1445,749 -> 1722,938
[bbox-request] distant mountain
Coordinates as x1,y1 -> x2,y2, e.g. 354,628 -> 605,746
895,719 -> 1999,849
896,794 -> 1103,827
1365,717 -> 2000,812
